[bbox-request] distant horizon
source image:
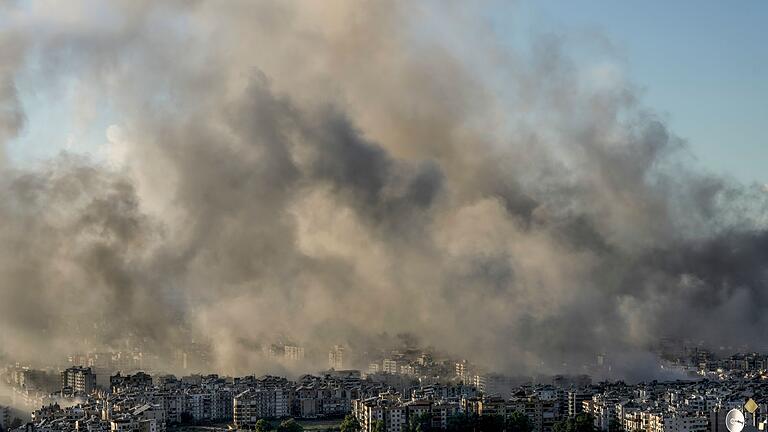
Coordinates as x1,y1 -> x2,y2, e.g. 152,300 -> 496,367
3,335 -> 765,384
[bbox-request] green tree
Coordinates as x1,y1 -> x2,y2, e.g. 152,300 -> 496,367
179,412 -> 194,425
408,412 -> 432,432
554,413 -> 598,432
276,419 -> 303,432
255,419 -> 273,432
447,413 -> 478,432
608,419 -> 622,432
478,414 -> 504,432
340,415 -> 362,432
506,411 -> 533,432
372,420 -> 385,432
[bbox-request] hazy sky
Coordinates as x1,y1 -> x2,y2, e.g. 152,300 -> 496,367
1,0 -> 767,379
7,1 -> 767,185
496,1 -> 768,185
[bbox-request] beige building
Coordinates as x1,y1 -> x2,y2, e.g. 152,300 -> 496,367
382,359 -> 399,374
284,346 -> 305,361
352,393 -> 458,432
619,408 -> 708,432
328,345 -> 345,370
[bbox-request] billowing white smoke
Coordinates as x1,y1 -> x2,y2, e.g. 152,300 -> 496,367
0,1 -> 766,378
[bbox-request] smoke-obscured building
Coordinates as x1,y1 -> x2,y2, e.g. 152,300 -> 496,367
382,359 -> 398,374
61,366 -> 96,395
284,346 -> 305,362
329,345 -> 345,370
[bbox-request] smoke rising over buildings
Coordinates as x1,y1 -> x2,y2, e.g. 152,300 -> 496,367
0,1 -> 766,378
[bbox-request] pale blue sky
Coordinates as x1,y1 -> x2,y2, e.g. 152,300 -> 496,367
489,0 -> 767,185
7,1 -> 767,185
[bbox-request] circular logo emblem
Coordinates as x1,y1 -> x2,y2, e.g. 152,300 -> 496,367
726,409 -> 745,432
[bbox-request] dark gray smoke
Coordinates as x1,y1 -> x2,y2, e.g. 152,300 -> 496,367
0,1 -> 766,378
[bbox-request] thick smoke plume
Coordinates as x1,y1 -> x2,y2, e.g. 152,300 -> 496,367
0,1 -> 766,378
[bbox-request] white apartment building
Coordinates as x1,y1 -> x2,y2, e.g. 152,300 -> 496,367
352,393 -> 405,432
583,393 -> 620,431
233,388 -> 291,428
622,410 -> 708,432
353,394 -> 458,432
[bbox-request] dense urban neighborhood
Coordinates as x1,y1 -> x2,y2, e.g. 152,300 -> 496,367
3,345 -> 768,432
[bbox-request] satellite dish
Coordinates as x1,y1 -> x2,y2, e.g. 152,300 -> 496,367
727,409 -> 745,432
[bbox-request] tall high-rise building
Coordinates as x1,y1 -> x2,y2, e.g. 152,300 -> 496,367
455,360 -> 469,382
233,388 -> 291,428
61,366 -> 96,395
568,390 -> 594,418
328,345 -> 345,370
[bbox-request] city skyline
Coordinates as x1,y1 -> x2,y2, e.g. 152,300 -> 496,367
4,347 -> 768,432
